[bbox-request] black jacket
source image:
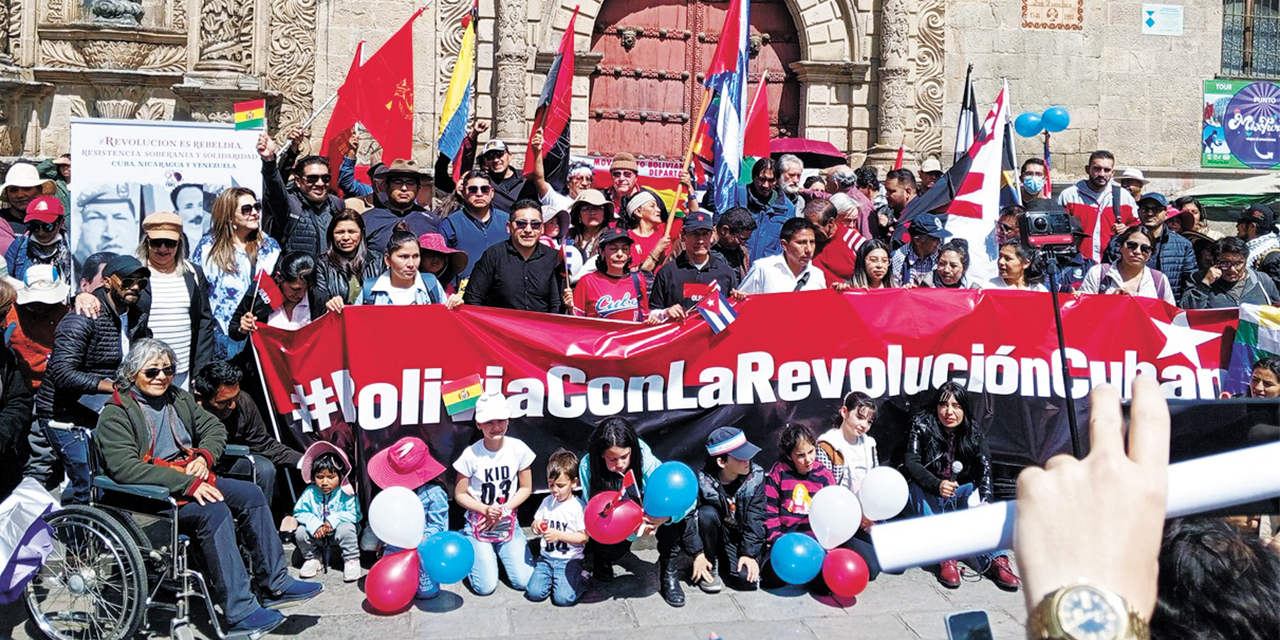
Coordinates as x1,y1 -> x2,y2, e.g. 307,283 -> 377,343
138,265 -> 216,379
649,252 -> 741,311
684,462 -> 767,560
226,284 -> 329,342
262,158 -> 345,257
0,345 -> 33,499
36,288 -> 150,424
316,253 -> 386,305
901,413 -> 994,503
489,169 -> 538,214
220,390 -> 302,468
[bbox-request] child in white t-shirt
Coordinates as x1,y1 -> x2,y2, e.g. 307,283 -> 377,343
816,391 -> 878,494
453,391 -> 536,595
526,449 -> 589,606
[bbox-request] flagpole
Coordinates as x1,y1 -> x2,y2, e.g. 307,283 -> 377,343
250,334 -> 299,505
666,88 -> 714,235
277,91 -> 341,158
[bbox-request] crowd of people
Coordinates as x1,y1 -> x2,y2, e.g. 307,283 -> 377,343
1,125 -> 1277,638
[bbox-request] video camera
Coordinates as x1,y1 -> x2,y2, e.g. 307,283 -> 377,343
1018,198 -> 1074,249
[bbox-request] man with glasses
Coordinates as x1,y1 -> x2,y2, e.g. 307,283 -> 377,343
1181,236 -> 1279,308
35,254 -> 151,503
1058,149 -> 1140,264
462,199 -> 564,313
258,132 -> 345,257
441,170 -> 510,281
4,196 -> 72,294
605,152 -> 667,229
717,159 -> 795,261
363,159 -> 439,253
478,139 -> 537,213
1102,192 -> 1196,300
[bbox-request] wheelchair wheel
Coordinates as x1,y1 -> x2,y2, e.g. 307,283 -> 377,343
25,505 -> 149,640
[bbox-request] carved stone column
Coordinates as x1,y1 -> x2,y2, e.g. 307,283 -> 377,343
494,0 -> 527,153
865,0 -> 914,173
0,0 -> 11,64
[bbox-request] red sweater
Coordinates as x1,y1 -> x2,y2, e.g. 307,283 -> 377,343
813,223 -> 866,285
572,270 -> 649,321
764,459 -> 836,542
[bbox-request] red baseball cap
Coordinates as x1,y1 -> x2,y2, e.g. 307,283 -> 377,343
24,195 -> 64,223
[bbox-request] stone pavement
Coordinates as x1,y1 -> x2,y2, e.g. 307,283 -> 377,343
0,542 -> 1027,640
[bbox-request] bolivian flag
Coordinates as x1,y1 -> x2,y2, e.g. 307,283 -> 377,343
442,374 -> 484,416
234,99 -> 266,130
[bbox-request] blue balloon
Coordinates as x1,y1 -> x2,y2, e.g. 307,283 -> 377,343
418,531 -> 474,584
1014,112 -> 1044,138
1042,106 -> 1071,133
770,533 -> 826,585
642,461 -> 698,519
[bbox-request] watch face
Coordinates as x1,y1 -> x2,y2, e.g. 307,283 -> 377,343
1056,586 -> 1122,640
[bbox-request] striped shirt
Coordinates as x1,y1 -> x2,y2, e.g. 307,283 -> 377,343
763,460 -> 836,543
148,272 -> 192,373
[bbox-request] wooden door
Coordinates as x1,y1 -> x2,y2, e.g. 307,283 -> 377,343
588,0 -> 800,161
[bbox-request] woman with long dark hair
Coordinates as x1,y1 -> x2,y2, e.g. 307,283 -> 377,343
840,239 -> 892,290
317,209 -> 384,312
1080,225 -> 1175,303
579,417 -> 690,607
229,252 -> 329,340
987,240 -> 1048,292
901,381 -> 1019,591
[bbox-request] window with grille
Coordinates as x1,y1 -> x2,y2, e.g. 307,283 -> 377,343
1223,0 -> 1280,77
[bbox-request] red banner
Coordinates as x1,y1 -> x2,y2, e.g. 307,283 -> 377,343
253,290 -> 1238,494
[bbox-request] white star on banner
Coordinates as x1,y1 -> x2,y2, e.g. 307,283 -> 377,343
1153,312 -> 1219,369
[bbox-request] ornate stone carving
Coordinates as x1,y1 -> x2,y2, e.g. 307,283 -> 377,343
171,0 -> 186,31
867,0 -> 913,168
195,0 -> 253,72
39,38 -> 186,72
265,0 -> 316,134
44,0 -> 67,24
91,84 -> 147,118
87,0 -> 145,27
7,0 -> 20,63
913,0 -> 944,160
494,0 -> 528,145
437,0 -> 471,91
68,95 -> 89,118
135,98 -> 169,120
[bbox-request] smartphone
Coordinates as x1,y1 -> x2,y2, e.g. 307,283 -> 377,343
944,609 -> 993,640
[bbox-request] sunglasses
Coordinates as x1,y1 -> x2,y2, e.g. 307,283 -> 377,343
1123,241 -> 1153,255
239,202 -> 262,215
31,219 -> 61,233
388,178 -> 418,188
141,365 -> 176,380
512,219 -> 544,230
302,174 -> 332,184
119,277 -> 149,290
999,223 -> 1018,235
466,185 -> 492,195
148,238 -> 178,249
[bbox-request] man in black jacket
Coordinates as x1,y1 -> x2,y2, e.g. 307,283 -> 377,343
257,132 -> 345,257
362,159 -> 439,253
35,254 -> 150,503
477,139 -> 537,213
685,427 -> 767,593
648,210 -> 742,322
462,200 -> 564,313
0,279 -> 34,500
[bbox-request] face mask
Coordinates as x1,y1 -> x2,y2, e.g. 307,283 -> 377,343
1023,176 -> 1045,195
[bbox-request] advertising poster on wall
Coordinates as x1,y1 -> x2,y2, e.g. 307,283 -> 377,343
1202,79 -> 1280,170
68,118 -> 263,280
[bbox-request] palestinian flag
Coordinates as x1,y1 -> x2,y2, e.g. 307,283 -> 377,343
234,99 -> 266,130
442,374 -> 484,415
1225,304 -> 1280,395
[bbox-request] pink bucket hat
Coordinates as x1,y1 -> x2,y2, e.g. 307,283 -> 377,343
368,436 -> 446,490
300,440 -> 355,496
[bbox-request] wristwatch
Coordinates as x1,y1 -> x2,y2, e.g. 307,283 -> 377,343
1027,581 -> 1150,640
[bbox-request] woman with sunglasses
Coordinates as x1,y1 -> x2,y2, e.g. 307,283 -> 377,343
1181,236 -> 1280,309
96,338 -> 322,636
361,223 -> 454,306
567,189 -> 615,264
1079,226 -> 1175,303
192,187 -> 281,360
317,209 -> 384,312
3,195 -> 72,293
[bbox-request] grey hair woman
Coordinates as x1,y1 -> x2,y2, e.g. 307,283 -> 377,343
113,338 -> 178,394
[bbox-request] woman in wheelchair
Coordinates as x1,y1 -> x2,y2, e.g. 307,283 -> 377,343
95,338 -> 323,635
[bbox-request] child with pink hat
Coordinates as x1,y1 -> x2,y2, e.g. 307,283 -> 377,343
294,441 -> 362,581
368,436 -> 449,600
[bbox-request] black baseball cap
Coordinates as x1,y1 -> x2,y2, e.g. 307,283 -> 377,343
1237,204 -> 1276,228
683,210 -> 714,232
596,226 -> 634,247
103,255 -> 150,279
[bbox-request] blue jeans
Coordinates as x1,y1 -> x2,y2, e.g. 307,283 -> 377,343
385,543 -> 440,599
465,523 -> 534,595
41,420 -> 90,505
525,557 -> 586,606
906,482 -> 1006,569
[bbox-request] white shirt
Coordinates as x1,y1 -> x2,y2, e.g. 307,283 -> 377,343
1079,264 -> 1175,304
148,272 -> 192,373
267,294 -> 312,330
985,276 -> 1050,293
817,429 -> 877,494
738,254 -> 827,294
533,494 -> 586,560
452,437 -> 535,506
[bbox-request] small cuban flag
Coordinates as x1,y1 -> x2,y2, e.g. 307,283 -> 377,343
696,281 -> 737,334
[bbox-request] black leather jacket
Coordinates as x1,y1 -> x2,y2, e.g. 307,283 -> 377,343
684,462 -> 767,559
901,413 -> 993,503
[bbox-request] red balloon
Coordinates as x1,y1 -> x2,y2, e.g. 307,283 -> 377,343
822,548 -> 870,598
366,548 -> 420,612
584,490 -> 643,545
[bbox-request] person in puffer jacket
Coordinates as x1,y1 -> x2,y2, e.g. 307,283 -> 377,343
683,427 -> 767,594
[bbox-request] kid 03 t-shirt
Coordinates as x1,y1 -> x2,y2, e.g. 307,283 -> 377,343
533,494 -> 586,560
453,437 -> 536,505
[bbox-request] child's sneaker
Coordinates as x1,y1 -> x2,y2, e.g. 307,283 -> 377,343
300,557 -> 323,578
343,559 -> 363,583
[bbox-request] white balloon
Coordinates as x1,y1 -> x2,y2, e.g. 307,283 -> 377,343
808,486 -> 862,549
859,467 -> 909,521
369,486 -> 426,549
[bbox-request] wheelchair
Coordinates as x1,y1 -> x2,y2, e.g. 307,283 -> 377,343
24,427 -> 262,640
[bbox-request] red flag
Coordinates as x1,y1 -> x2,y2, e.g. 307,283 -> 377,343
254,270 -> 285,312
321,41 -> 364,178
525,6 -> 579,183
742,76 -> 770,159
892,137 -> 905,170
357,9 -> 423,164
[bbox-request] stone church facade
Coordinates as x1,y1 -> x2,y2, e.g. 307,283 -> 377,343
0,0 -> 1246,189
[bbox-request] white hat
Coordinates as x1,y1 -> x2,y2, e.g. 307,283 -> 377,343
0,164 -> 55,204
1120,168 -> 1149,185
920,158 -> 943,174
7,264 -> 70,305
474,390 -> 511,423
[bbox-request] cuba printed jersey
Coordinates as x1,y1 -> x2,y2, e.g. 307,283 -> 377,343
572,270 -> 649,321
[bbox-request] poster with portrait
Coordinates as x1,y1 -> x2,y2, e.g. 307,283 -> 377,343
1202,79 -> 1280,170
68,118 -> 263,282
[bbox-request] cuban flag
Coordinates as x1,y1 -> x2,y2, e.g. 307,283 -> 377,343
701,0 -> 749,210
696,281 -> 738,334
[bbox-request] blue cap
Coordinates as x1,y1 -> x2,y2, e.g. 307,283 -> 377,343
909,213 -> 952,240
1138,192 -> 1169,209
706,427 -> 761,460
683,209 -> 714,232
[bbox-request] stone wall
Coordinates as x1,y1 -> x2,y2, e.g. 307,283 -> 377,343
942,0 -> 1227,192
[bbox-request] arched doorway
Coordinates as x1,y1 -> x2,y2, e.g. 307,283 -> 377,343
587,0 -> 801,161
